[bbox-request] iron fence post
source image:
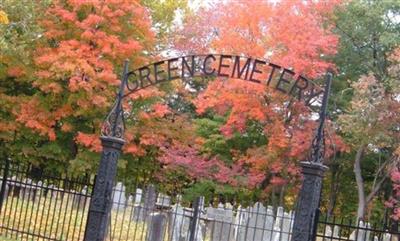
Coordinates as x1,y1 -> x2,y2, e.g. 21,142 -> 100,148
291,73 -> 333,241
189,196 -> 204,241
84,61 -> 129,241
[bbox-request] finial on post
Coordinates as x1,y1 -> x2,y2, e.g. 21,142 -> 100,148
100,60 -> 130,139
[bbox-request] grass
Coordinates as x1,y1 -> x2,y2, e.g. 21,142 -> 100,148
0,194 -> 151,241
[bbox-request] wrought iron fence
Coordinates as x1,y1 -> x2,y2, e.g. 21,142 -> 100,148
315,214 -> 400,241
0,160 -> 94,240
0,159 -> 399,241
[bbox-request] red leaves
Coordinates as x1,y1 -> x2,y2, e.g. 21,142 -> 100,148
7,66 -> 25,78
151,103 -> 171,118
159,144 -> 240,185
75,132 -> 101,152
16,98 -> 57,140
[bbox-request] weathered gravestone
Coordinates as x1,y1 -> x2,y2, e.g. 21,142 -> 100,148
112,182 -> 126,210
244,202 -> 274,241
323,225 -> 333,241
206,203 -> 235,241
236,206 -> 250,241
383,233 -> 391,241
146,212 -> 168,241
73,186 -> 88,209
272,207 -> 284,241
35,181 -> 43,201
135,188 -> 143,204
156,193 -> 171,207
350,221 -> 371,241
19,179 -> 32,201
132,185 -> 156,222
281,211 -> 294,241
333,225 -> 340,239
169,202 -> 185,241
168,195 -> 203,241
129,188 -> 142,220
47,184 -> 57,199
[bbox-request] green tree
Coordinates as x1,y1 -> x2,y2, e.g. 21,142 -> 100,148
323,0 -> 400,220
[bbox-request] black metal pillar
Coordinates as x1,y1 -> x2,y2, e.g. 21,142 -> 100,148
84,61 -> 129,241
291,72 -> 333,241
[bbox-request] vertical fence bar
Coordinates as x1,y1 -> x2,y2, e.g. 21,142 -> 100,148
0,157 -> 10,213
189,196 -> 204,241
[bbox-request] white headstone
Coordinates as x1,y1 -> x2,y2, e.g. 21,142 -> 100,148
323,225 -> 333,241
281,212 -> 293,241
350,221 -> 367,241
206,203 -> 235,241
169,203 -> 185,241
112,182 -> 126,209
272,207 -> 285,241
383,233 -> 391,241
236,206 -> 250,241
333,225 -> 340,238
156,193 -> 171,207
135,188 -> 143,204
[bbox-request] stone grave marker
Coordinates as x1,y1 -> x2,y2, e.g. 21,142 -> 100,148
135,188 -> 143,204
236,206 -> 250,241
262,206 -> 275,241
350,221 -> 367,241
383,233 -> 391,241
272,207 -> 284,241
168,202 -> 185,241
281,211 -> 294,241
133,185 -> 157,222
112,182 -> 126,210
206,203 -> 235,241
73,186 -> 87,209
156,193 -> 171,208
245,202 -> 271,241
323,225 -> 332,241
333,225 -> 340,239
146,212 -> 168,241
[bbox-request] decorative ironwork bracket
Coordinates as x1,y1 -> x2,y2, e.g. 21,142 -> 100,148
100,60 -> 130,139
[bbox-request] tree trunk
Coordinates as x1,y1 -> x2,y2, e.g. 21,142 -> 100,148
354,144 -> 366,220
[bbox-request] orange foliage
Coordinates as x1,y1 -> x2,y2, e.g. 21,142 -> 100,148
15,0 -> 154,146
174,0 -> 346,189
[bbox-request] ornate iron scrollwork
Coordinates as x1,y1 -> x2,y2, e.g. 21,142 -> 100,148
101,99 -> 125,139
100,60 -> 130,139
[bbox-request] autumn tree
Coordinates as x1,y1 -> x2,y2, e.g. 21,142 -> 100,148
0,0 -> 51,166
169,0 -> 347,205
11,0 -> 155,173
330,0 -> 400,219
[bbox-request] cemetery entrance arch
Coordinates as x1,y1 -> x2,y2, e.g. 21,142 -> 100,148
83,54 -> 333,241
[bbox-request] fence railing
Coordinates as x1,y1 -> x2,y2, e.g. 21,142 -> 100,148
316,215 -> 400,241
0,160 -> 399,241
0,161 -> 94,241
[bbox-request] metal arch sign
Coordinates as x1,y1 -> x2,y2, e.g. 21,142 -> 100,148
123,54 -> 325,107
88,53 -> 333,241
101,53 -> 332,139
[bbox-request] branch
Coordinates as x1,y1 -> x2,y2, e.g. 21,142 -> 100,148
366,175 -> 387,204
